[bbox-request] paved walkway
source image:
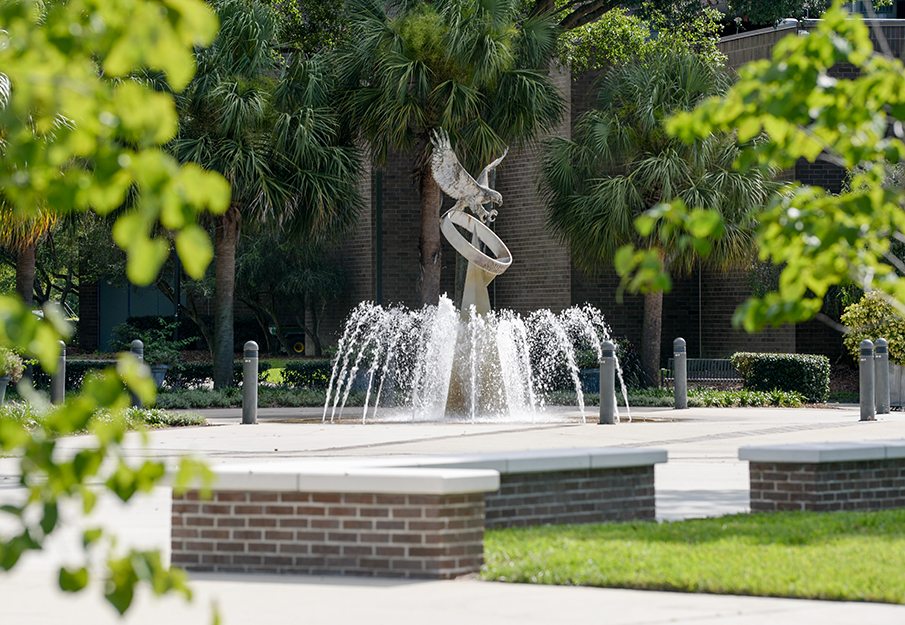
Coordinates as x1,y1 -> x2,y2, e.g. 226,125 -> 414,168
3,403 -> 905,623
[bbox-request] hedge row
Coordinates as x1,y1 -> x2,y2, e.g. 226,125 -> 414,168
281,360 -> 333,389
730,352 -> 830,403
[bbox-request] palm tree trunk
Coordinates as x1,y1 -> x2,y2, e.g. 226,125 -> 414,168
419,171 -> 442,306
16,243 -> 36,306
213,206 -> 240,389
640,290 -> 663,388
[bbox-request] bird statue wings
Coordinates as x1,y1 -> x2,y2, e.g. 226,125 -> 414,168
430,128 -> 508,223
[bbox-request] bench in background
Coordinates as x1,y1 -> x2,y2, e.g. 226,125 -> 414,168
661,358 -> 741,388
740,441 -> 905,512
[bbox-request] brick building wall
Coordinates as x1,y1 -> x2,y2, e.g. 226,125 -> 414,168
719,23 -> 798,70
306,156 -> 374,354
570,266 -> 793,363
698,269 -> 795,357
493,66 -> 573,314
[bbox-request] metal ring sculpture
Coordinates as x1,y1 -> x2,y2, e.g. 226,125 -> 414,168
440,209 -> 512,276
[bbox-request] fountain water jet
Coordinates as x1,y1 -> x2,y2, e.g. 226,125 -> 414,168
323,296 -> 628,424
323,129 -> 629,423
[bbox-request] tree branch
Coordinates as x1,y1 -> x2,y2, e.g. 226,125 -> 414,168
558,0 -> 623,31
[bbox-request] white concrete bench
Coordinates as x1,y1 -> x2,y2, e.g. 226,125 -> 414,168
739,440 -> 905,512
171,447 -> 667,578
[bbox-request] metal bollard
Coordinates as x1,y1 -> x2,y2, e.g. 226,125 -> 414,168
130,339 -> 144,409
51,340 -> 66,404
875,338 -> 890,415
242,341 -> 258,425
674,337 -> 687,410
599,340 -> 616,425
860,339 -> 875,422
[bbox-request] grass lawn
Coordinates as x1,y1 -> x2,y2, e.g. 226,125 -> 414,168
482,510 -> 905,603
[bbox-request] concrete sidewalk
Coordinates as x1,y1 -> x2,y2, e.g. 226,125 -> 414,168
2,403 -> 905,624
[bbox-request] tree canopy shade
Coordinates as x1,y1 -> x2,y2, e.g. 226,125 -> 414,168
542,52 -> 779,384
0,0 -> 223,615
618,2 -> 905,333
170,0 -> 362,387
333,0 -> 564,305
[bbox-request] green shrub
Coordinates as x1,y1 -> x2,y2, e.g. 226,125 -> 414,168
689,388 -> 806,407
730,352 -> 830,403
282,360 -> 333,388
840,292 -> 905,365
0,402 -> 205,432
30,360 -> 112,390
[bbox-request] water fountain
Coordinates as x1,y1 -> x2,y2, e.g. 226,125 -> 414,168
323,130 -> 630,424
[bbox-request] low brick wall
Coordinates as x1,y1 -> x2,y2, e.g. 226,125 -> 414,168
740,441 -> 905,513
486,466 -> 655,528
170,447 -> 667,578
172,490 -> 484,578
748,459 -> 905,513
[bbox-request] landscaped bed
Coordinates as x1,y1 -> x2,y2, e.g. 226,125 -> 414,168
482,509 -> 905,603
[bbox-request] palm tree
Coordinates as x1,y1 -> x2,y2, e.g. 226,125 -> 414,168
171,0 -> 361,388
333,0 -> 564,306
542,52 -> 779,385
0,201 -> 56,305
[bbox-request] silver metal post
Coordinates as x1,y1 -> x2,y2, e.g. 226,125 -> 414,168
674,337 -> 687,410
130,339 -> 143,409
599,340 -> 616,425
243,341 -> 258,425
875,338 -> 890,415
860,339 -> 875,422
51,340 -> 65,404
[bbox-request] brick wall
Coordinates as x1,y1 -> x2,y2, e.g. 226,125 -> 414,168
718,24 -> 798,70
307,155 -> 375,354
750,459 -> 905,512
493,67 -> 572,314
571,267 -> 794,364
485,466 -> 655,528
172,490 -> 484,579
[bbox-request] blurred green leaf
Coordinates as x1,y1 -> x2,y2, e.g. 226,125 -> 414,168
59,566 -> 89,592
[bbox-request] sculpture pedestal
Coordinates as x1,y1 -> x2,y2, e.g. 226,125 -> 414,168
440,210 -> 511,316
440,210 -> 512,417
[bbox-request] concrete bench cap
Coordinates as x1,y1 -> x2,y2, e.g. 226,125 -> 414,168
402,447 -> 668,473
192,446 -> 667,494
212,464 -> 500,495
739,440 -> 905,463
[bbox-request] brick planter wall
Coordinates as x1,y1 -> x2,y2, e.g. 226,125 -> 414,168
749,458 -> 905,512
172,490 -> 485,578
485,466 -> 656,528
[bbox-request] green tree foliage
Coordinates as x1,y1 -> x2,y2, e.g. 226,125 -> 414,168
170,0 -> 361,388
236,233 -> 345,356
0,0 -> 231,285
0,0 -> 224,615
531,0 -> 825,54
841,292 -> 905,365
556,5 -> 725,73
262,0 -> 349,56
618,2 -> 905,334
334,0 -> 564,305
542,52 -> 778,385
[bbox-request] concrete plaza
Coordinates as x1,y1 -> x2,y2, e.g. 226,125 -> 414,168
2,403 -> 905,624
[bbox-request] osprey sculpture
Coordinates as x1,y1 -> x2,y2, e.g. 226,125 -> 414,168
430,127 -> 512,317
429,128 -> 508,223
